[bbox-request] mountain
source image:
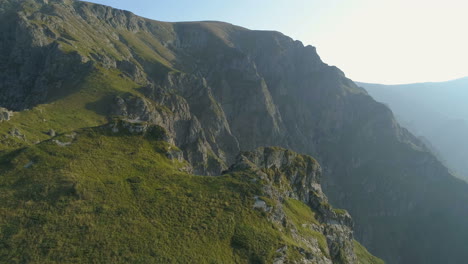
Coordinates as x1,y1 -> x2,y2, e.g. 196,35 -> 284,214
0,0 -> 467,263
0,1 -> 383,263
358,77 -> 468,181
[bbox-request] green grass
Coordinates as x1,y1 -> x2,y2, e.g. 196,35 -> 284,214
354,241 -> 385,264
0,127 -> 279,263
0,66 -> 150,154
0,125 -> 384,263
120,31 -> 175,67
283,198 -> 320,226
282,198 -> 329,257
334,208 -> 348,215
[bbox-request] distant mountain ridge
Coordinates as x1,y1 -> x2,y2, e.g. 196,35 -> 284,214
357,77 -> 468,118
357,77 -> 468,181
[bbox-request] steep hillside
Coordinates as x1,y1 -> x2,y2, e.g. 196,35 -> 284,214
0,121 -> 380,263
358,78 -> 468,181
0,0 -> 466,263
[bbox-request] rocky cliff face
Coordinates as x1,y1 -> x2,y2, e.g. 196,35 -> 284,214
1,0 -> 468,263
0,0 -> 92,110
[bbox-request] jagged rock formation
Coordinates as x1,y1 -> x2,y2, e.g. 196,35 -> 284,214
228,147 -> 357,263
1,0 -> 468,263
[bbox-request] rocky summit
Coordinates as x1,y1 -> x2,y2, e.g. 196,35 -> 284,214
0,0 -> 467,263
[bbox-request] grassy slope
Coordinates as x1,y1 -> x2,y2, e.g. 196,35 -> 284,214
0,68 -> 137,152
0,125 -> 382,263
283,198 -> 329,257
354,241 -> 385,264
0,127 -> 277,263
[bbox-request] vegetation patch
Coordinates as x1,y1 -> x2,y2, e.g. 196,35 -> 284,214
354,240 -> 385,264
0,127 -> 296,263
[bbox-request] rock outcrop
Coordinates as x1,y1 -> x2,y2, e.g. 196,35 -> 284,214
0,107 -> 12,121
111,75 -> 240,175
228,147 -> 356,264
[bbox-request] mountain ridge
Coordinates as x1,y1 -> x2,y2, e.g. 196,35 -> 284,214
357,76 -> 468,86
358,78 -> 468,181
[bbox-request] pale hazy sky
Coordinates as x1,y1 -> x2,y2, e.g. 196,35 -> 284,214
86,0 -> 468,84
